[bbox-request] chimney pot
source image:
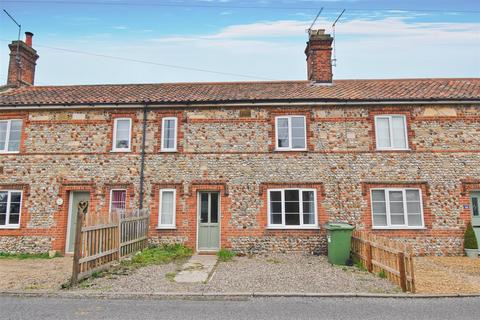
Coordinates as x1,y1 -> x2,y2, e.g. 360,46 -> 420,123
25,32 -> 34,47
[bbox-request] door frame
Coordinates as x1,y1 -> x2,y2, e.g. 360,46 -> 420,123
196,191 -> 221,253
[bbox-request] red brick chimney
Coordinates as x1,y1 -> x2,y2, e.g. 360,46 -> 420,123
7,31 -> 39,87
305,29 -> 333,83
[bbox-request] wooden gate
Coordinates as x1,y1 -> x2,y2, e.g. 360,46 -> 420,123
71,207 -> 149,284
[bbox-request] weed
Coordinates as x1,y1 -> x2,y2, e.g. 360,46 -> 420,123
266,257 -> 282,264
122,244 -> 192,267
378,270 -> 387,279
355,260 -> 367,271
217,248 -> 236,262
165,272 -> 177,282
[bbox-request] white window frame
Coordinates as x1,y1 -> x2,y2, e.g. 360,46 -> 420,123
112,118 -> 132,152
158,188 -> 176,229
267,188 -> 318,229
160,117 -> 178,152
274,116 -> 307,151
374,115 -> 409,150
370,188 -> 425,230
0,119 -> 22,154
109,189 -> 127,214
0,190 -> 23,229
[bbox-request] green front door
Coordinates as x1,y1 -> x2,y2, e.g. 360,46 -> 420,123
66,191 -> 90,253
197,192 -> 220,252
470,192 -> 480,250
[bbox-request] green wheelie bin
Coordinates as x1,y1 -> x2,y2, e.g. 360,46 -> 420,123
324,222 -> 355,265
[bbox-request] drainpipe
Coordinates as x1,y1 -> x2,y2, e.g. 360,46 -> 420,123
138,103 -> 148,210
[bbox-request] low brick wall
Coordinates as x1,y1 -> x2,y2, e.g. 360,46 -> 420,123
0,236 -> 52,254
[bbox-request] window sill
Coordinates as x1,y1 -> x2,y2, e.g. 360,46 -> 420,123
0,226 -> 20,229
160,150 -> 178,153
266,226 -> 320,230
111,149 -> 132,153
372,227 -> 426,230
375,148 -> 411,152
274,149 -> 308,152
156,226 -> 177,230
0,151 -> 20,154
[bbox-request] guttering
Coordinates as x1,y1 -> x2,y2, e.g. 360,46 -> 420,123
0,100 -> 479,110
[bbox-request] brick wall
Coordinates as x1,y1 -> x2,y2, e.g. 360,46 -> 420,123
1,104 -> 479,255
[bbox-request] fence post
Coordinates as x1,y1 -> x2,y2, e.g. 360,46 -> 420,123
117,214 -> 122,260
70,209 -> 84,285
366,242 -> 373,272
397,252 -> 407,292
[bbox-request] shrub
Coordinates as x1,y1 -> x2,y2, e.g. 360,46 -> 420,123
217,248 -> 236,262
464,222 -> 478,249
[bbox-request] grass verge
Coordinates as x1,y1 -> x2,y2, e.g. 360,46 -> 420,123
122,244 -> 193,268
0,252 -> 61,260
217,248 -> 236,262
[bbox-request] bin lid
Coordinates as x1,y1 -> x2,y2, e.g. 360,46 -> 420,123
324,222 -> 355,230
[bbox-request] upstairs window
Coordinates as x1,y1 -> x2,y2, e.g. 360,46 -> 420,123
110,189 -> 126,214
0,190 -> 22,228
268,189 -> 317,228
0,119 -> 22,153
112,118 -> 132,152
375,115 -> 408,150
161,117 -> 177,152
371,188 -> 424,229
275,116 -> 306,151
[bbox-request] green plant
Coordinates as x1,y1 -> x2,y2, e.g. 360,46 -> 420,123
378,270 -> 387,279
355,260 -> 367,271
217,248 -> 236,262
464,222 -> 478,249
122,244 -> 192,267
0,252 -> 51,259
165,272 -> 177,282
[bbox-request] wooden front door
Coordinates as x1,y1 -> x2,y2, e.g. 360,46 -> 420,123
66,191 -> 90,253
197,192 -> 220,252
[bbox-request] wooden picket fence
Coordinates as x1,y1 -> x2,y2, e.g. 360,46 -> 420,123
71,208 -> 150,285
351,230 -> 415,293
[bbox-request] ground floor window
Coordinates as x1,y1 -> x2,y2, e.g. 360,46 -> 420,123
268,189 -> 317,228
0,190 -> 22,228
371,188 -> 424,229
158,189 -> 176,228
110,189 -> 126,214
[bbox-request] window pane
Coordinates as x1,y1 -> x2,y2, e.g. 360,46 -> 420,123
160,191 -> 174,225
389,191 -> 403,202
390,202 -> 404,214
285,213 -> 300,225
210,193 -> 218,223
0,192 -> 7,204
0,203 -> 6,214
302,201 -> 314,214
270,191 -> 281,202
372,202 -> 386,214
285,190 -> 299,201
408,214 -> 422,226
285,202 -> 299,213
277,118 -> 289,148
376,117 -> 391,148
372,190 -> 385,202
292,138 -> 305,149
302,191 -> 314,202
200,193 -> 209,223
10,192 -> 22,203
392,116 -> 407,149
0,214 -> 5,225
303,213 -> 314,225
473,197 -> 479,217
373,215 -> 387,226
111,190 -> 126,212
406,202 -> 421,214
406,190 -> 420,202
0,122 -> 7,150
9,203 -> 20,215
163,119 -> 176,149
7,120 -> 22,152
391,214 -> 405,225
270,202 -> 282,214
271,214 -> 282,224
291,117 -> 305,149
9,214 -> 19,225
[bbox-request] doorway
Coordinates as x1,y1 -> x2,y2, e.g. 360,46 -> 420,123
197,192 -> 220,252
65,191 -> 90,253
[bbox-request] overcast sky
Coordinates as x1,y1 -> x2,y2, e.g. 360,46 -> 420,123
0,0 -> 479,85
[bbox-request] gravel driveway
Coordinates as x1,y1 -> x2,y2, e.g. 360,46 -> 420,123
73,254 -> 399,294
414,257 -> 480,294
0,257 -> 72,292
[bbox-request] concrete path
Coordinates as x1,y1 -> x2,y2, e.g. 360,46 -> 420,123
174,255 -> 217,283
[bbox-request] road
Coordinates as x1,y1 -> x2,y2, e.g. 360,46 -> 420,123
1,296 -> 478,319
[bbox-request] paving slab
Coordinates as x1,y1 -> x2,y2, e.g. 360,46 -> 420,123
174,255 -> 217,283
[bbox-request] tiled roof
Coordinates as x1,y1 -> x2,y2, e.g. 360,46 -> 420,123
0,78 -> 479,106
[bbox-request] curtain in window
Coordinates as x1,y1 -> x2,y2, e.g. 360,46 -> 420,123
111,190 -> 126,213
160,191 -> 175,225
115,120 -> 130,149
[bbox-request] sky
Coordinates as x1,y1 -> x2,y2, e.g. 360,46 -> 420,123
0,0 -> 479,85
